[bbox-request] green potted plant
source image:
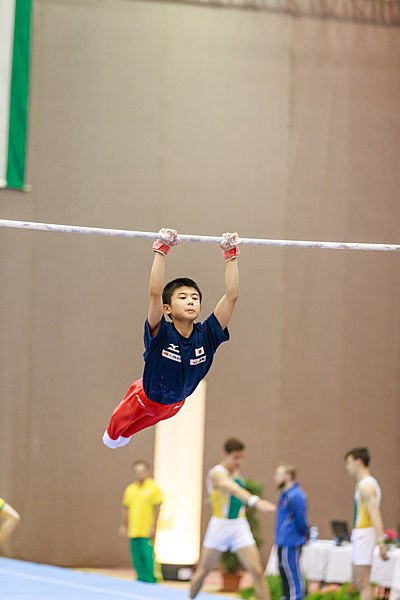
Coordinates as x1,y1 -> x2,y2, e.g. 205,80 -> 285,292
220,550 -> 242,591
220,479 -> 264,592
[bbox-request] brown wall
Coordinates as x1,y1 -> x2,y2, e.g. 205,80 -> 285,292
0,0 -> 399,567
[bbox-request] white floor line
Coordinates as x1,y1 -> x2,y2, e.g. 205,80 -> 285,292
0,567 -> 163,600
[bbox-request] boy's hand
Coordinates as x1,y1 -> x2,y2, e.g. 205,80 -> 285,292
220,232 -> 241,261
153,228 -> 181,256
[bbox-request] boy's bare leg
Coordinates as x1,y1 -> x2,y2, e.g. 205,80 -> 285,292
236,545 -> 270,600
189,547 -> 221,599
353,565 -> 374,600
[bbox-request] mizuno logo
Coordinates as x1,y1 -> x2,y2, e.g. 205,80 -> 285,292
162,350 -> 182,362
167,344 -> 180,353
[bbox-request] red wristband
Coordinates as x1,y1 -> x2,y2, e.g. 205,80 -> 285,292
153,240 -> 171,255
222,246 -> 240,261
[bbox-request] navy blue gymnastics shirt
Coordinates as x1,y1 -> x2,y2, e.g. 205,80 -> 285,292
142,313 -> 229,404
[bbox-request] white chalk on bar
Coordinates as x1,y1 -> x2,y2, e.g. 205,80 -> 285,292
0,218 -> 400,252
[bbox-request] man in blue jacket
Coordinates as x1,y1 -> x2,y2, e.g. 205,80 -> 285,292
274,462 -> 309,600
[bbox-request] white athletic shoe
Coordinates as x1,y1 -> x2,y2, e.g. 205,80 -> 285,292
102,430 -> 120,449
117,435 -> 132,448
102,431 -> 133,449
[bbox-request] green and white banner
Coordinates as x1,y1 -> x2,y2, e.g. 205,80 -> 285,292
0,0 -> 32,190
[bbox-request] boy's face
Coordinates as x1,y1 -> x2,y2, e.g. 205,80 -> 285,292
225,450 -> 245,471
164,286 -> 201,322
345,455 -> 360,477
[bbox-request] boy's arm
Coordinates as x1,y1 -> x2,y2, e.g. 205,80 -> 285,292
211,471 -> 276,514
361,483 -> 389,560
214,233 -> 240,330
148,229 -> 180,336
148,252 -> 165,336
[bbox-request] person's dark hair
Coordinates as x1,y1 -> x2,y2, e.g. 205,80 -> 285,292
131,459 -> 150,470
162,278 -> 202,305
345,447 -> 370,467
224,438 -> 245,454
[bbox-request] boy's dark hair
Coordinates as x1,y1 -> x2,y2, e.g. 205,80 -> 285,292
162,278 -> 203,305
345,447 -> 370,467
131,459 -> 150,470
224,438 -> 245,454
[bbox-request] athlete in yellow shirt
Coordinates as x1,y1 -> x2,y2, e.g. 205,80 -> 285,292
0,497 -> 21,544
119,461 -> 163,583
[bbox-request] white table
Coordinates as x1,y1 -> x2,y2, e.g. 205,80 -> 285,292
266,541 -> 400,600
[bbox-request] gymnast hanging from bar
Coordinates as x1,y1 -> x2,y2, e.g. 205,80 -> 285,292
102,228 -> 240,449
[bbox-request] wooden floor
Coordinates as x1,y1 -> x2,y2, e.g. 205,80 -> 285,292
78,567 -> 254,598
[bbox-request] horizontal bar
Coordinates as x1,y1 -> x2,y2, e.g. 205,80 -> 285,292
1,218 -> 400,252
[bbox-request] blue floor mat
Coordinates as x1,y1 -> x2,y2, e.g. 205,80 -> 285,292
0,557 -> 223,600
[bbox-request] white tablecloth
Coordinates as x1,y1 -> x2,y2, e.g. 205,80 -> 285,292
266,541 -> 400,600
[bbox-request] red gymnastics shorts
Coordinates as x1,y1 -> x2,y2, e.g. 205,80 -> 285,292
105,378 -> 185,441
